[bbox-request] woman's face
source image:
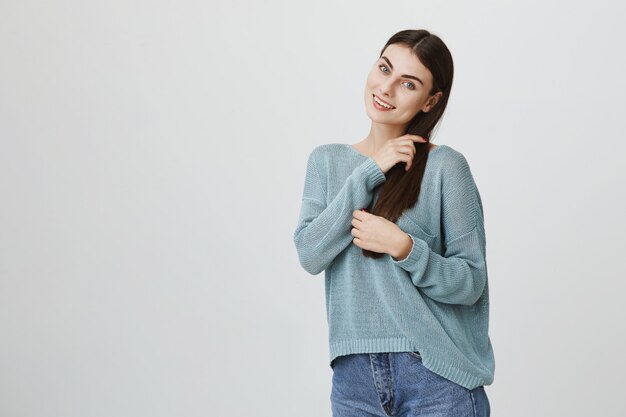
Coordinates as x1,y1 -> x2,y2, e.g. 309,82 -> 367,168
364,43 -> 441,126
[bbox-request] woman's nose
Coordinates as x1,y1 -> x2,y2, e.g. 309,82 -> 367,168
379,78 -> 394,96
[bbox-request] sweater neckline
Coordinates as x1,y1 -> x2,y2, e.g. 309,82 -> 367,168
344,143 -> 445,158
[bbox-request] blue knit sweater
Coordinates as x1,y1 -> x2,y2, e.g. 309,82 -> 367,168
293,143 -> 495,390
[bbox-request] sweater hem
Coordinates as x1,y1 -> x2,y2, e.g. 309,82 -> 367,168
329,337 -> 492,390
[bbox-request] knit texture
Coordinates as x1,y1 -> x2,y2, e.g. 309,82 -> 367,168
293,143 -> 495,390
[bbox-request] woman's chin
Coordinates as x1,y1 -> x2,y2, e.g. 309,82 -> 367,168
365,108 -> 398,124
365,106 -> 388,121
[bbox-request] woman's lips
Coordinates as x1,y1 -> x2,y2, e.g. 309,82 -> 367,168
373,94 -> 395,111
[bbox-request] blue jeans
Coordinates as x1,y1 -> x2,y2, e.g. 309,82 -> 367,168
331,352 -> 490,417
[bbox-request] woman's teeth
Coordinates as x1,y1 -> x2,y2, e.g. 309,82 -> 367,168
374,95 -> 395,109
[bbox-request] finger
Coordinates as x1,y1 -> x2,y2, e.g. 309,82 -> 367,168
409,135 -> 428,143
397,142 -> 412,155
400,142 -> 416,158
399,154 -> 412,171
354,208 -> 370,219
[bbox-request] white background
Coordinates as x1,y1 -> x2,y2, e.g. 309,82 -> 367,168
1,0 -> 624,416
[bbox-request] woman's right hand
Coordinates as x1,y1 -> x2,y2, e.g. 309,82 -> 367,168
372,134 -> 429,174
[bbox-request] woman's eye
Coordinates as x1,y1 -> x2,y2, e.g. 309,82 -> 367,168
378,64 -> 415,90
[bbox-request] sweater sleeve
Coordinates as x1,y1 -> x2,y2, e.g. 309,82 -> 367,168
293,148 -> 386,275
390,152 -> 487,306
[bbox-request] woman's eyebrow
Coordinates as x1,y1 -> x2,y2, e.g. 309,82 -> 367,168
381,56 -> 424,85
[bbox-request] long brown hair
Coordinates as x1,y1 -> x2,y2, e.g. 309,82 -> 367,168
363,29 -> 454,259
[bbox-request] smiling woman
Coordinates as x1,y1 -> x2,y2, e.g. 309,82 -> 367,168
368,44 -> 435,115
293,28 -> 493,417
358,36 -> 452,260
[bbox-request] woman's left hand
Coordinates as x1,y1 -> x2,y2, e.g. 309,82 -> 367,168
351,209 -> 412,259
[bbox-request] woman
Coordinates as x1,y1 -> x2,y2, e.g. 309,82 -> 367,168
293,29 -> 494,417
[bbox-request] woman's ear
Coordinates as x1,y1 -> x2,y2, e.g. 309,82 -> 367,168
422,91 -> 442,113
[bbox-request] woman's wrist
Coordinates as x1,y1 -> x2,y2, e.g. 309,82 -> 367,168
391,231 -> 413,261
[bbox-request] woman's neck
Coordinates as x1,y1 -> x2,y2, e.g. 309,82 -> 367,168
362,124 -> 408,153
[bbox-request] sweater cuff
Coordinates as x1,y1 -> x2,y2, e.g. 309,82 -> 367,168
361,157 -> 386,190
390,233 -> 427,268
